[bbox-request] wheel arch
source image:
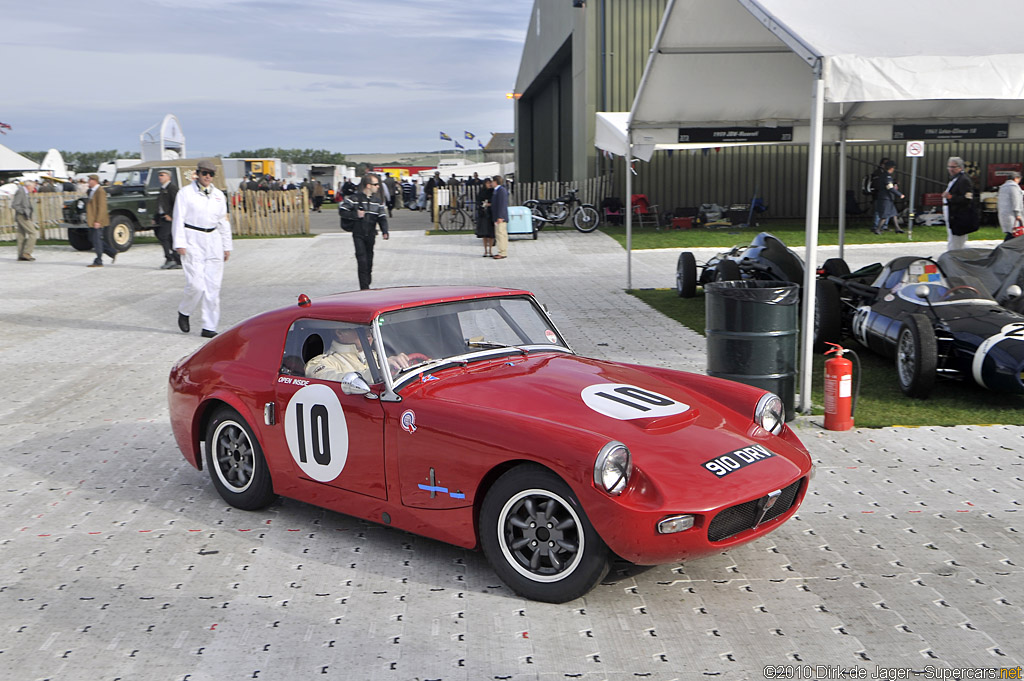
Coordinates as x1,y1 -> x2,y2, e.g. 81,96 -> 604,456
109,209 -> 140,229
471,459 -> 561,546
193,393 -> 267,472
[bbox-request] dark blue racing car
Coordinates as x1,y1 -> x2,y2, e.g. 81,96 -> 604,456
815,255 -> 1024,398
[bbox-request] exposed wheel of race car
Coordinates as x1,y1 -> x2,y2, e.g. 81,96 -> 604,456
896,314 -> 937,398
68,228 -> 93,251
479,464 -> 610,603
715,259 -> 741,282
676,251 -> 697,298
814,279 -> 843,351
573,206 -> 600,233
205,406 -> 276,510
105,215 -> 135,252
820,257 -> 850,278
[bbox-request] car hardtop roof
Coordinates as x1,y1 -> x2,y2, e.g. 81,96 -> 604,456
282,285 -> 536,325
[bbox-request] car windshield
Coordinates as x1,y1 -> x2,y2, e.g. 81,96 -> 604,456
113,168 -> 149,187
892,260 -> 997,305
377,296 -> 569,379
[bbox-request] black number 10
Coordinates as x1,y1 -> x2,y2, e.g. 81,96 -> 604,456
296,402 -> 331,465
594,387 -> 673,412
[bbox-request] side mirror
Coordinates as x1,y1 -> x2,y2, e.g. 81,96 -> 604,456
915,284 -> 931,300
1006,284 -> 1022,299
340,372 -> 375,397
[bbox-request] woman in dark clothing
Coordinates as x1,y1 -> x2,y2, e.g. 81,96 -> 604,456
475,177 -> 495,257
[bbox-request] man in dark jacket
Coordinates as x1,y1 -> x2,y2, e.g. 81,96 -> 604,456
338,173 -> 390,290
871,160 -> 904,234
155,170 -> 181,269
943,156 -> 977,251
491,175 -> 509,259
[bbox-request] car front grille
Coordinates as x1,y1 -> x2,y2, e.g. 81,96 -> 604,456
707,478 -> 804,543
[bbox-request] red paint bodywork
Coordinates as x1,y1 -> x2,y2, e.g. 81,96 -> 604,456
168,286 -> 812,565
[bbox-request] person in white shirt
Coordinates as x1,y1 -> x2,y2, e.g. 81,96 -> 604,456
172,160 -> 232,338
305,326 -> 412,383
997,171 -> 1023,241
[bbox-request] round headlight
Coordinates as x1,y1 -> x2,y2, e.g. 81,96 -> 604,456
594,441 -> 632,495
755,393 -> 785,434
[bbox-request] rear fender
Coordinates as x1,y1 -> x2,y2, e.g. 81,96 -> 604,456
191,390 -> 266,471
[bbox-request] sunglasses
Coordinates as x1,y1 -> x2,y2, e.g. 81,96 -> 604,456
368,182 -> 379,186
198,169 -> 216,177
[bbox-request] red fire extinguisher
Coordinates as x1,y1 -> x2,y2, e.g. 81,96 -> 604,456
824,342 -> 857,431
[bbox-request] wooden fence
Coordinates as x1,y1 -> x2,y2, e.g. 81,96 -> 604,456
0,192 -> 73,241
431,175 -> 613,228
230,189 -> 310,236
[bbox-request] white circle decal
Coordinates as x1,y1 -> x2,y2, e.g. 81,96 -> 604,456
284,384 -> 349,482
581,383 -> 690,420
972,321 -> 1024,389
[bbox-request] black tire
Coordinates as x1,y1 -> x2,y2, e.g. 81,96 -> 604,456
205,407 -> 276,510
814,279 -> 842,351
439,208 -> 465,232
105,215 -> 135,252
676,251 -> 698,298
528,204 -> 545,231
532,225 -> 539,240
821,257 -> 851,278
479,465 -> 610,603
68,228 -> 93,251
896,313 -> 937,398
573,205 -> 600,233
715,259 -> 742,282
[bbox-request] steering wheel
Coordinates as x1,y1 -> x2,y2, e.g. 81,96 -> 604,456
940,285 -> 979,300
405,352 -> 431,364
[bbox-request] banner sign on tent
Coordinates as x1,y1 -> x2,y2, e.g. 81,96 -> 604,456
677,126 -> 793,143
893,123 -> 1008,140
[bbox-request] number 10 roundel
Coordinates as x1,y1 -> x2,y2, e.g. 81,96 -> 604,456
581,383 -> 690,420
284,384 -> 350,482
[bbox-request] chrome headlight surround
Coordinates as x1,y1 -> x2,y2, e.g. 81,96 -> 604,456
755,392 -> 785,434
593,441 -> 632,496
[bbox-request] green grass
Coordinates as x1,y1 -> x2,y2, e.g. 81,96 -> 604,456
601,219 -> 1006,250
629,288 -> 1024,428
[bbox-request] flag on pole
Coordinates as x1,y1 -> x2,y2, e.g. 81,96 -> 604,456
478,141 -> 485,149
454,141 -> 464,149
464,131 -> 475,140
440,131 -> 451,141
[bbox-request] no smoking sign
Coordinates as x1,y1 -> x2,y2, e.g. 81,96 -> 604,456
906,140 -> 925,158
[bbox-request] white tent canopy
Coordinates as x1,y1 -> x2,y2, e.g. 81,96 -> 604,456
0,143 -> 40,173
603,0 -> 1024,414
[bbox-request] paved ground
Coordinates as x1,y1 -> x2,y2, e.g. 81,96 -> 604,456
2,217 -> 1022,680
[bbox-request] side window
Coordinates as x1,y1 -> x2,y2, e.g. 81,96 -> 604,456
280,320 -> 382,384
147,169 -> 172,190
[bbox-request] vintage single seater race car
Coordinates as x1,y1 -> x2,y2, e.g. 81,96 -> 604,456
168,286 -> 812,602
675,232 -> 804,298
816,256 -> 1024,398
937,236 -> 1024,314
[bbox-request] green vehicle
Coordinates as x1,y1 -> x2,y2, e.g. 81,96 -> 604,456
64,158 -> 227,252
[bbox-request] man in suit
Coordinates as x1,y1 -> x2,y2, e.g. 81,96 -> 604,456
154,170 -> 181,269
85,174 -> 117,267
942,156 -> 977,251
11,179 -> 39,261
491,175 -> 509,259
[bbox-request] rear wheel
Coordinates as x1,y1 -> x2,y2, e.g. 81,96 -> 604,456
68,228 -> 93,251
105,215 -> 135,252
479,465 -> 610,603
676,252 -> 697,298
715,259 -> 742,282
896,314 -> 937,398
527,203 -> 545,231
205,407 -> 276,510
573,206 -> 600,233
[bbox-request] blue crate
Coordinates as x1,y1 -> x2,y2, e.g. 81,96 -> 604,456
507,206 -> 536,239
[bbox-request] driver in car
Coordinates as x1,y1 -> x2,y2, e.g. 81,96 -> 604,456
305,326 -> 413,382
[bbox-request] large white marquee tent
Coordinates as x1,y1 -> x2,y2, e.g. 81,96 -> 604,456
597,0 -> 1024,413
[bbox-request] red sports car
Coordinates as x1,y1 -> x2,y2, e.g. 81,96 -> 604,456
168,286 -> 812,602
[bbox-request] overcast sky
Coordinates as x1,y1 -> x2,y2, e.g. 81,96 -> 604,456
1,1 -> 533,156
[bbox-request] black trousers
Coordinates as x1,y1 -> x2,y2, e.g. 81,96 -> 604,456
154,219 -> 180,263
90,226 -> 116,263
352,232 -> 376,290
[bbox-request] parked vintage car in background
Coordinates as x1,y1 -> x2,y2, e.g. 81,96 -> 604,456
168,286 -> 812,602
675,232 -> 804,297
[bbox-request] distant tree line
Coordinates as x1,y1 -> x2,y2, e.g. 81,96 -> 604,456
227,148 -> 347,164
18,150 -> 133,172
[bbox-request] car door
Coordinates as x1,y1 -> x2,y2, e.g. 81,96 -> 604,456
273,321 -> 388,499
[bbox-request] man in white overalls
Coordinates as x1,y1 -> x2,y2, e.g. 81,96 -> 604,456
172,160 -> 232,338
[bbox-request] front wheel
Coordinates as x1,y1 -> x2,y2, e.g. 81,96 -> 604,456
479,465 -> 610,603
439,208 -> 465,232
573,206 -> 600,233
676,251 -> 697,298
106,215 -> 135,252
205,407 -> 277,510
896,313 -> 937,398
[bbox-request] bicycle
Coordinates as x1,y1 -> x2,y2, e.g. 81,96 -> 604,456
437,198 -> 473,232
523,188 -> 601,233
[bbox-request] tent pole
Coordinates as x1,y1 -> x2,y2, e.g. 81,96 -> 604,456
626,149 -> 633,289
837,135 -> 847,260
799,69 -> 826,415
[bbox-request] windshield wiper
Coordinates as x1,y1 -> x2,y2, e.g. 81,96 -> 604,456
467,340 -> 529,355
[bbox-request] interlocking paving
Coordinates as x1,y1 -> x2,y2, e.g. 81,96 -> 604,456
1,218 -> 1021,680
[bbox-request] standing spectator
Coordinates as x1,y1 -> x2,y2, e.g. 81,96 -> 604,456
871,159 -> 904,234
997,171 -> 1023,241
155,170 -> 181,269
85,174 -> 117,268
11,179 -> 39,261
401,177 -> 414,207
424,172 -> 445,215
311,179 -> 325,212
340,176 -> 356,197
172,160 -> 232,338
491,175 -> 509,260
942,157 -> 978,251
414,180 -> 425,211
385,174 -> 400,214
475,176 -> 495,258
338,173 -> 390,290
